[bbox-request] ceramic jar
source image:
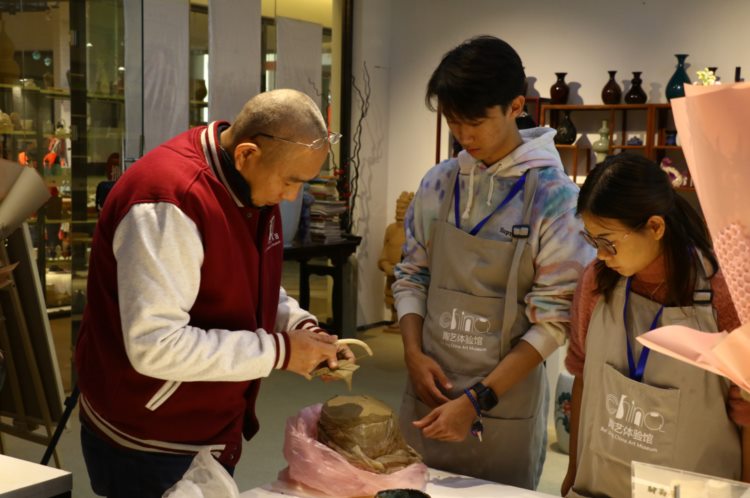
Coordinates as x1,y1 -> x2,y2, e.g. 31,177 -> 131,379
601,71 -> 622,105
550,72 -> 569,105
624,71 -> 648,104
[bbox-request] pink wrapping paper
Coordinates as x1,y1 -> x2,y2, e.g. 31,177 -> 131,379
638,83 -> 750,393
275,404 -> 429,498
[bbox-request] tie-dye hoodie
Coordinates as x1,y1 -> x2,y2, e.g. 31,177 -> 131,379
393,127 -> 596,358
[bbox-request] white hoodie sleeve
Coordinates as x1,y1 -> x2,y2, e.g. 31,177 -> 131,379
522,203 -> 595,359
114,202 -> 288,382
274,287 -> 320,333
392,185 -> 430,319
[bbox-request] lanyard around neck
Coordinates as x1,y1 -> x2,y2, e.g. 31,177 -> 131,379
623,277 -> 664,382
453,171 -> 527,236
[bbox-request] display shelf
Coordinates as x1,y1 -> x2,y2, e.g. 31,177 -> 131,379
542,103 -> 650,111
611,145 -> 647,150
0,82 -> 41,93
86,92 -> 125,102
2,130 -> 37,136
40,89 -> 71,98
540,103 -> 692,190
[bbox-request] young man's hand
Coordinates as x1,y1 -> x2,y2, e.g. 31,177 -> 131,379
412,394 -> 475,441
405,350 -> 452,407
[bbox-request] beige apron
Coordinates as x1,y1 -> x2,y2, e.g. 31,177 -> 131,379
399,166 -> 549,489
569,263 -> 741,498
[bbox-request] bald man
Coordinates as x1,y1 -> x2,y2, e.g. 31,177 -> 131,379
75,89 -> 347,498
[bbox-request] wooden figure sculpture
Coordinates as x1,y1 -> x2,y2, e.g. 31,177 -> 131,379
378,191 -> 414,332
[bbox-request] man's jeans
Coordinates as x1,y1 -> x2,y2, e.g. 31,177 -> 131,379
80,421 -> 234,498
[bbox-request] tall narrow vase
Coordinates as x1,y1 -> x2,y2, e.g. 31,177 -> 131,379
624,71 -> 648,104
601,70 -> 621,105
666,54 -> 691,101
550,72 -> 569,105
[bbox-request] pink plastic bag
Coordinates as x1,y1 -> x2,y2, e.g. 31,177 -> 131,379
279,404 -> 429,498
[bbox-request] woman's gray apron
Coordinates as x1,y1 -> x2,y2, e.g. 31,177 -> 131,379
399,166 -> 548,489
569,263 -> 741,497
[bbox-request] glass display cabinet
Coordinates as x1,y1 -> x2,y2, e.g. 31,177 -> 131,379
0,1 -> 142,388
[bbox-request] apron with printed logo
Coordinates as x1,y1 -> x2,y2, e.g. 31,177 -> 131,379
569,263 -> 741,498
399,166 -> 548,489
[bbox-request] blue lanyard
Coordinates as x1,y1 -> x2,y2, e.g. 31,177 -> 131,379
453,171 -> 527,236
623,277 -> 664,382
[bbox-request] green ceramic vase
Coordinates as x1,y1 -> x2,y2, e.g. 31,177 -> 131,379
666,54 -> 691,101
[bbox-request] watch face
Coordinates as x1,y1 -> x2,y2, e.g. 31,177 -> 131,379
473,383 -> 498,411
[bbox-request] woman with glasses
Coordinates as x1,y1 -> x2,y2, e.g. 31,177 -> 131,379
562,153 -> 750,497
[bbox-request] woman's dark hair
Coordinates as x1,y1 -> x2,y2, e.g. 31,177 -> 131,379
577,153 -> 717,305
426,35 -> 525,122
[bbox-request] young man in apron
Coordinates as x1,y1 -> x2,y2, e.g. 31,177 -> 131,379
392,36 -> 595,489
563,154 -> 750,498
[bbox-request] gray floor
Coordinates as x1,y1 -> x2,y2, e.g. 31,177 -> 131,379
0,327 -> 568,497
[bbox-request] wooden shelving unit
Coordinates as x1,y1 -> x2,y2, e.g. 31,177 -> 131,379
539,103 -> 689,187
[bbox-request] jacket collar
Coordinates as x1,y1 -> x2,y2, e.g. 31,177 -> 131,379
201,121 -> 252,207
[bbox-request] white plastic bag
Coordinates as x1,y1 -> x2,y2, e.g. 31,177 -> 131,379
162,448 -> 239,498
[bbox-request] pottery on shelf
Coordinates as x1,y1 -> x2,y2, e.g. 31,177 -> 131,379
553,110 -> 577,145
624,71 -> 648,104
601,70 -> 621,105
550,72 -> 569,105
191,78 -> 208,102
626,135 -> 644,146
666,54 -> 691,101
555,370 -> 574,454
592,120 -> 610,163
665,130 -> 678,146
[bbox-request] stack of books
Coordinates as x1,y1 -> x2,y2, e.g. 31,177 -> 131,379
308,177 -> 347,243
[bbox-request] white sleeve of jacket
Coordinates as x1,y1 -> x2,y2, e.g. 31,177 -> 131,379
114,202 -> 288,382
274,287 -> 318,333
392,188 -> 430,319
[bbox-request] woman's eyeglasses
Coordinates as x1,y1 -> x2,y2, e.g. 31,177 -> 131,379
254,131 -> 342,150
580,226 -> 640,256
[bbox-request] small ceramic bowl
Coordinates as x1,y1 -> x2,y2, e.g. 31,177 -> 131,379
374,489 -> 431,498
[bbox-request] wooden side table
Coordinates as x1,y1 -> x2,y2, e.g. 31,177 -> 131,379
283,236 -> 361,336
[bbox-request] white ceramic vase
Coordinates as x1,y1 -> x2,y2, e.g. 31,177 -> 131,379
554,370 -> 574,454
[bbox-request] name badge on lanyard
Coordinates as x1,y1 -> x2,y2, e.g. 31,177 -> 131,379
453,171 -> 527,235
623,277 -> 664,382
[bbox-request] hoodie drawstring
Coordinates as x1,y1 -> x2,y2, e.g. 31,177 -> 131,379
462,162 -> 477,220
486,162 -> 504,207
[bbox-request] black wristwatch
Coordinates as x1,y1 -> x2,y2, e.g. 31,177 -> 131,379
471,382 -> 498,411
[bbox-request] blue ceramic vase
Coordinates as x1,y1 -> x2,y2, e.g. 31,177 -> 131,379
666,54 -> 691,101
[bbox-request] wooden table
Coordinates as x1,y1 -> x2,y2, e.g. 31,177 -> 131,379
0,454 -> 72,497
283,236 -> 361,336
